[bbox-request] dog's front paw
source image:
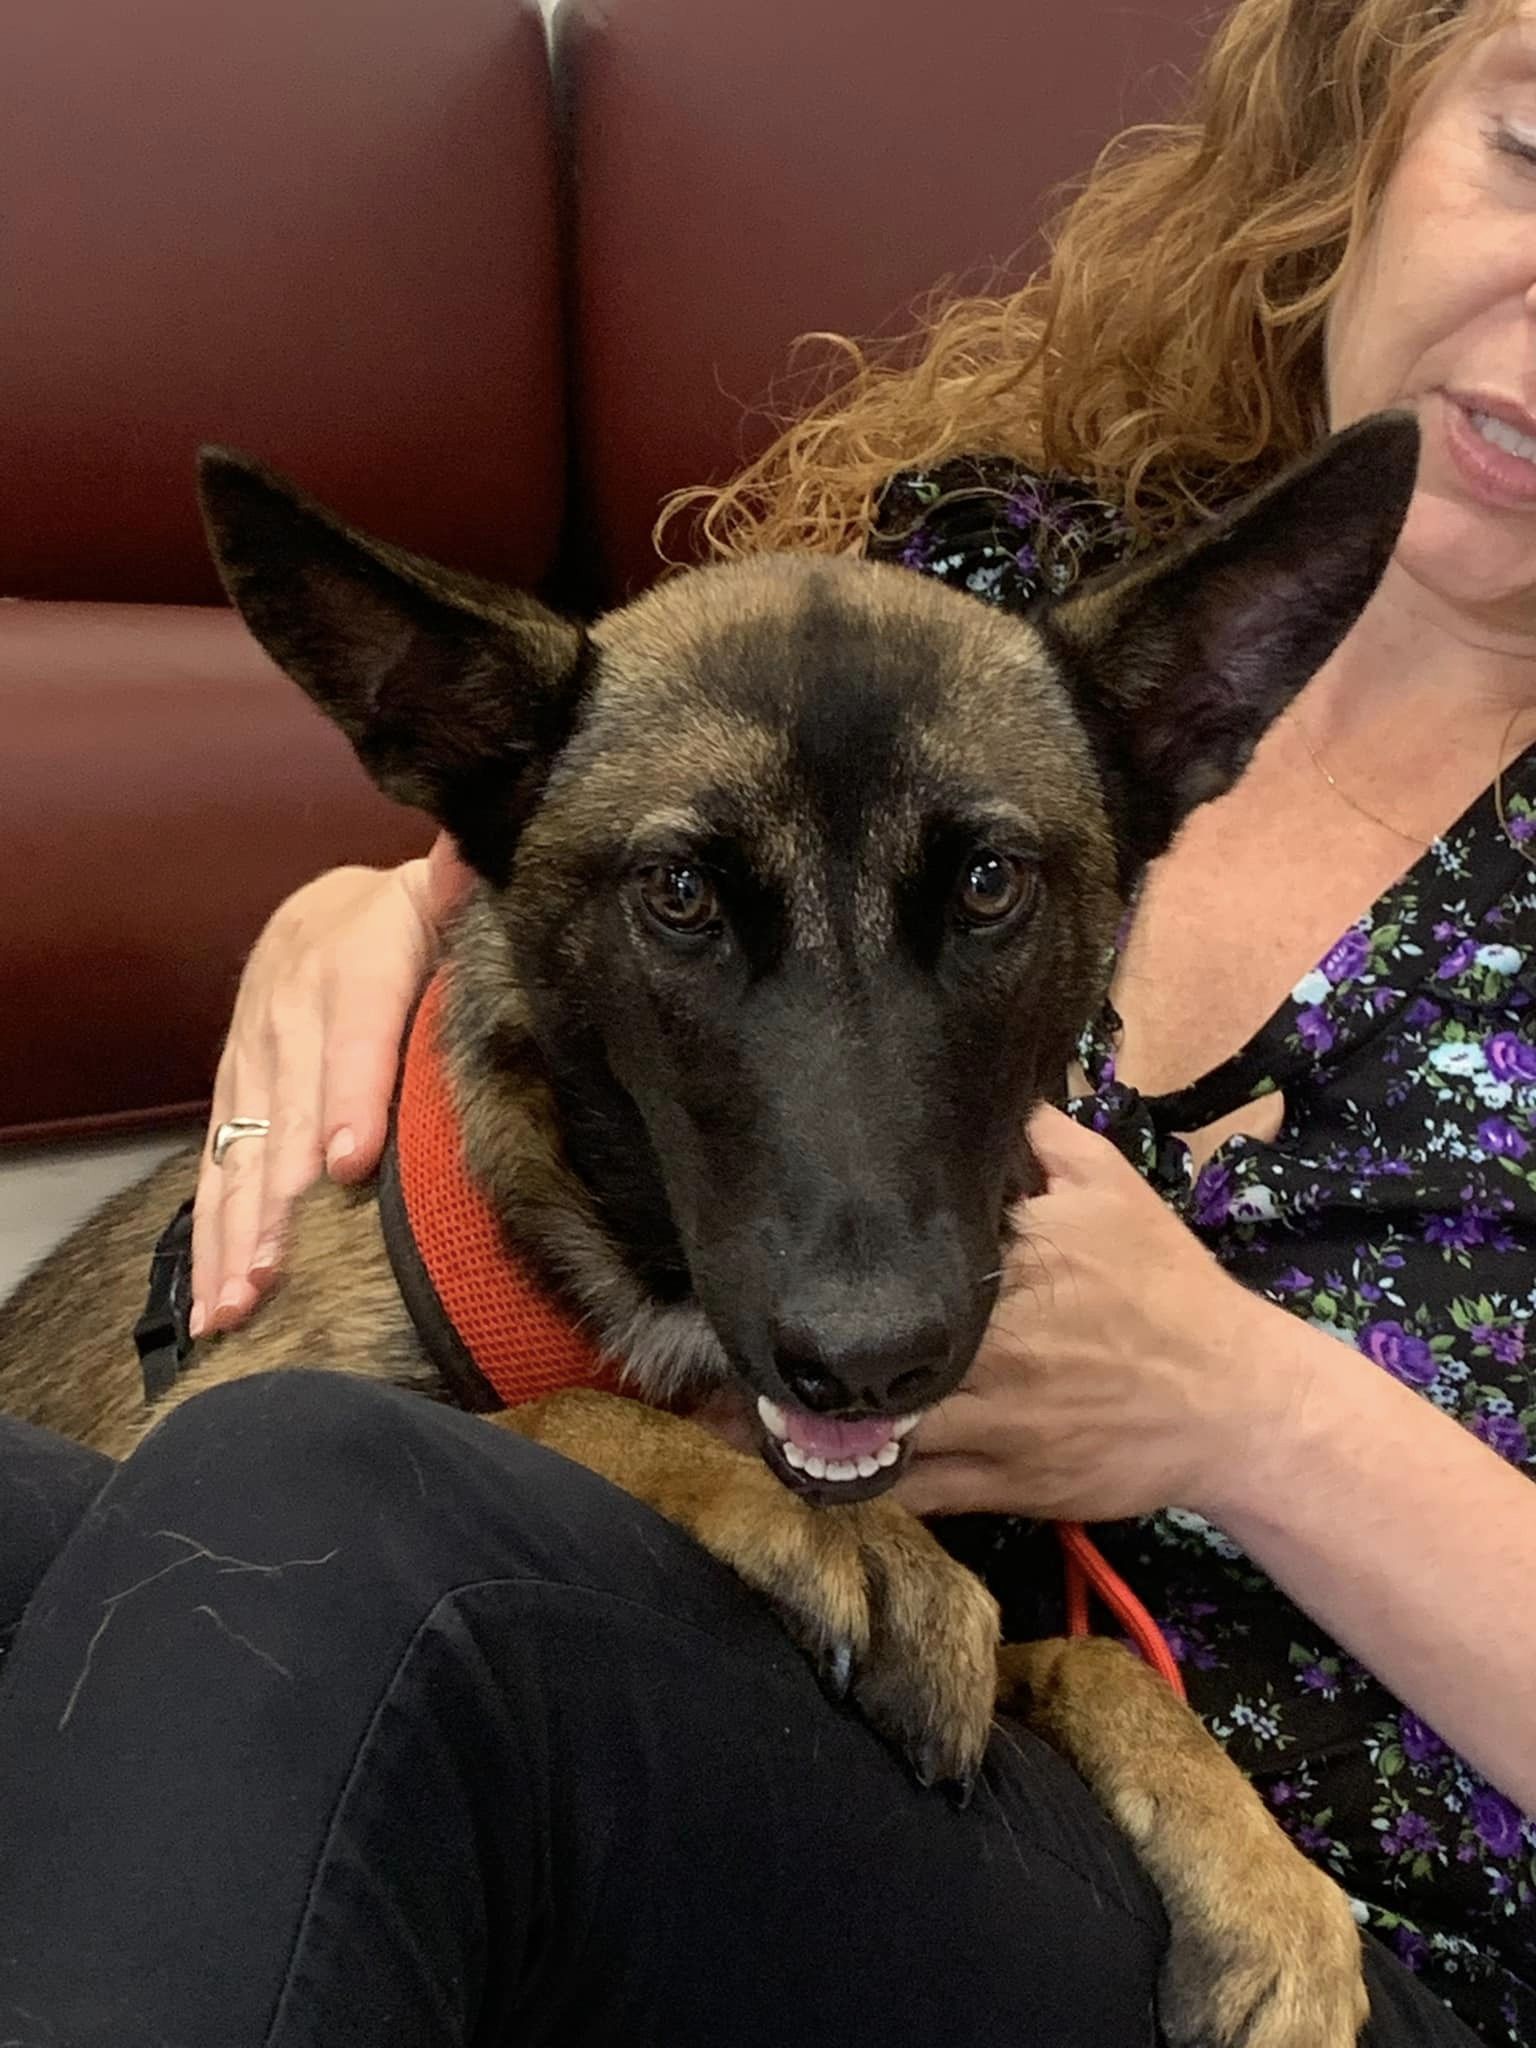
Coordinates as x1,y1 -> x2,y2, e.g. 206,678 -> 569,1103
999,1636 -> 1367,2048
1156,1847 -> 1366,2048
696,1479 -> 1000,1792
497,1391 -> 999,1787
835,1497 -> 1002,1792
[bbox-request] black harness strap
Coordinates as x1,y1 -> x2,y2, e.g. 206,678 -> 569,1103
133,1196 -> 196,1401
375,1109 -> 503,1415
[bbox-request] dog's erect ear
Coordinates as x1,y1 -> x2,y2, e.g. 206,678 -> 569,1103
198,447 -> 588,883
1046,411 -> 1419,873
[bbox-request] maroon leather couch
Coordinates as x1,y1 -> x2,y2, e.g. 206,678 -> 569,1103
1,0 -> 1208,1144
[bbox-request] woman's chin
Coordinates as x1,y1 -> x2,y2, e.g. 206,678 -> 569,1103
1392,491 -> 1536,635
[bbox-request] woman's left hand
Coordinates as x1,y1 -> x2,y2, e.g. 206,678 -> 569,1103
892,1104 -> 1301,1523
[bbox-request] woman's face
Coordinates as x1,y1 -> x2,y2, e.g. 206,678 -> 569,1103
1326,4 -> 1536,631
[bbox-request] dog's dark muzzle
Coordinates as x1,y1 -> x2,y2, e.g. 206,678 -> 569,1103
666,1055 -> 1014,1501
709,1263 -> 998,1504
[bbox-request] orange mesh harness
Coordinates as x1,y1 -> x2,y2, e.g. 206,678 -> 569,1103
378,968 -> 1183,1699
377,972 -> 631,1414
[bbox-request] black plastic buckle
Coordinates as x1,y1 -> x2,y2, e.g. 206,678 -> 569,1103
133,1196 -> 196,1401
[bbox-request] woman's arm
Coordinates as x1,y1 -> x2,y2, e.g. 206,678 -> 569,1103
896,1105 -> 1536,1811
1200,1296 -> 1536,1813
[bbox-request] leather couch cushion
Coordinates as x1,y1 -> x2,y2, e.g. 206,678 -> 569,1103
1,0 -> 565,608
0,602 -> 430,1140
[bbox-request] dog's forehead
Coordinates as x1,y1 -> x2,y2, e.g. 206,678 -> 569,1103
570,556 -> 1097,835
593,554 -> 1024,712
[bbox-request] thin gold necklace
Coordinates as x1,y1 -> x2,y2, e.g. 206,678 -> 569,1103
1493,701 -> 1536,872
1294,715 -> 1431,849
1298,702 -> 1536,867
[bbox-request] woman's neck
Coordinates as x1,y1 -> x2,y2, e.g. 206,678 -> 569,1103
1103,570 -> 1536,1103
1303,562 -> 1536,749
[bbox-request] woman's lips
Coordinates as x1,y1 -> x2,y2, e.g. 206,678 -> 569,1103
1442,391 -> 1536,508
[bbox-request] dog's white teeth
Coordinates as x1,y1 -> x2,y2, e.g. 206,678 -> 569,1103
773,1420 -> 912,1483
1471,409 -> 1536,465
890,1412 -> 924,1440
797,1446 -> 903,1483
757,1395 -> 789,1441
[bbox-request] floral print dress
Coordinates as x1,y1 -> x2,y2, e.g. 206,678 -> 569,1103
870,461 -> 1536,2045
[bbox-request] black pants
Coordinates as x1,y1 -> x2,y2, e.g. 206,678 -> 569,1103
0,1371 -> 1480,2046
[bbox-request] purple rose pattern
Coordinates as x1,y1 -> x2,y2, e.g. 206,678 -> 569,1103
1358,1319 -> 1440,1388
880,459 -> 1536,2044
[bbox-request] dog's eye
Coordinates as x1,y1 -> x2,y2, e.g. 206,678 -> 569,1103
637,862 -> 721,936
954,850 -> 1036,929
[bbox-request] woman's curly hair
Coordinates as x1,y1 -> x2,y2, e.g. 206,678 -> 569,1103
663,0 -> 1511,562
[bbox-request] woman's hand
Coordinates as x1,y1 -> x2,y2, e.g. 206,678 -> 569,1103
191,832 -> 474,1337
693,1109 -> 1536,1811
892,1104 -> 1297,1523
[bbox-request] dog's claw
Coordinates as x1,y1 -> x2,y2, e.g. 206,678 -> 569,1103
821,1638 -> 855,1700
701,1476 -> 999,1785
814,1503 -> 999,1788
910,1741 -> 970,1799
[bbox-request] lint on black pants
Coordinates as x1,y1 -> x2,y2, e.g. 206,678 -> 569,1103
0,1371 -> 1482,2046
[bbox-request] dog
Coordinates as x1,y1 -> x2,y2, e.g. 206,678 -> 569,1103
0,413 -> 1420,2045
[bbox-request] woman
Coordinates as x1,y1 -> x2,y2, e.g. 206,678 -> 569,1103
5,0 -> 1532,2040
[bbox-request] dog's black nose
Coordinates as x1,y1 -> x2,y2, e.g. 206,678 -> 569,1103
771,1313 -> 956,1416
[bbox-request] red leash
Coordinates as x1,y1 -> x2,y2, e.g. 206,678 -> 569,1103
1056,1520 -> 1186,1700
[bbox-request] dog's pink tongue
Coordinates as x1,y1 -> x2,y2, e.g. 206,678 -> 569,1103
780,1408 -> 898,1459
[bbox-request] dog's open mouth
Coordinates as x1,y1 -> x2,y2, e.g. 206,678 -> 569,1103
755,1395 -> 923,1504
